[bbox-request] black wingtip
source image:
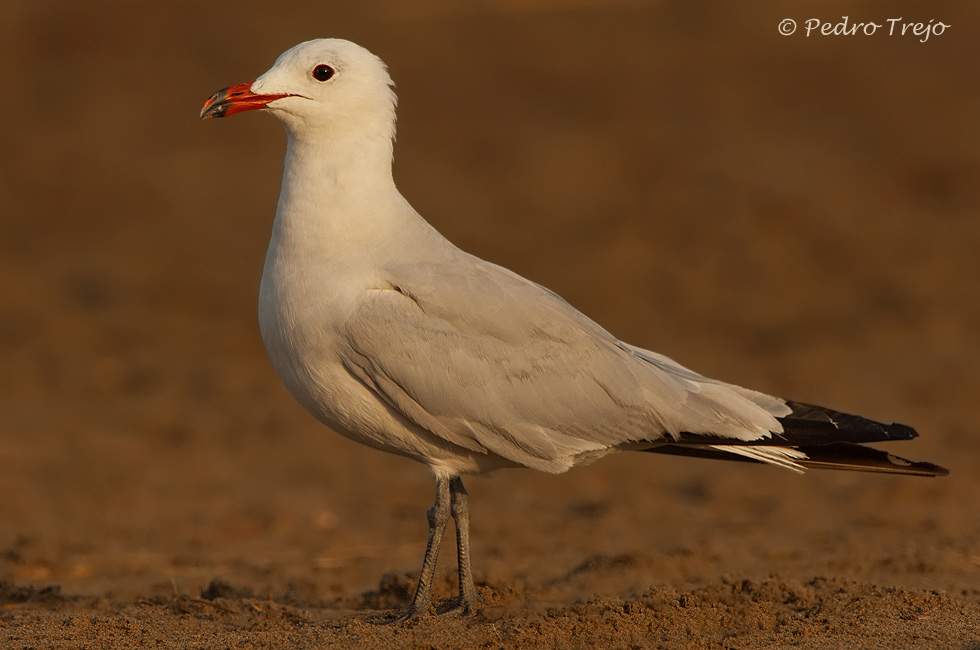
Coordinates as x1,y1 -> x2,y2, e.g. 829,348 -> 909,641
644,442 -> 949,477
652,400 -> 947,476
795,443 -> 948,477
774,400 -> 920,446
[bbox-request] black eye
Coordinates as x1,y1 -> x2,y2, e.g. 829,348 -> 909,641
312,64 -> 335,82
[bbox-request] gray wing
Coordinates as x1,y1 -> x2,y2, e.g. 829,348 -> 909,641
340,254 -> 788,473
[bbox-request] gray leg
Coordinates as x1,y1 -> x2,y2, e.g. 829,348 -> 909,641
401,475 -> 452,619
449,476 -> 479,614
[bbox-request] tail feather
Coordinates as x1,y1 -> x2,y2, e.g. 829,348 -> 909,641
705,444 -> 807,473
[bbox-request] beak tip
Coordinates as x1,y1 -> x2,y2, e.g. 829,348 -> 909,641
199,89 -> 227,121
199,82 -> 283,122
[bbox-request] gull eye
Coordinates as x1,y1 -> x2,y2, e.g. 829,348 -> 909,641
312,64 -> 335,82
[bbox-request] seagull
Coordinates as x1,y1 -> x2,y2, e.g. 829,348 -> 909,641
200,38 -> 948,619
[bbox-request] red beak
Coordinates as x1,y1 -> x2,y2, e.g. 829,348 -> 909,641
200,82 -> 291,120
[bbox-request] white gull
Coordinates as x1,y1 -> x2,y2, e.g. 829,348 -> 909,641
200,38 -> 947,620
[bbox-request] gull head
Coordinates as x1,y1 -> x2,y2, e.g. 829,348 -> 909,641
201,39 -> 397,144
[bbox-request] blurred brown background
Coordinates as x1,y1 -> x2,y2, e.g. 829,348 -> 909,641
1,0 -> 977,637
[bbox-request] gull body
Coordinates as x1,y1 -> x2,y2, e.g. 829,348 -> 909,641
201,39 -> 947,619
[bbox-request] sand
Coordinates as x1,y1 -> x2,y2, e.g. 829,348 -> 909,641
2,1 -> 978,647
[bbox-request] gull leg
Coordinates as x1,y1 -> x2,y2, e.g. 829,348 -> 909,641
399,475 -> 451,620
448,476 -> 480,614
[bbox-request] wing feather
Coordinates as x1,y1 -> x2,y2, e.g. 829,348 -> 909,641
339,256 -> 787,471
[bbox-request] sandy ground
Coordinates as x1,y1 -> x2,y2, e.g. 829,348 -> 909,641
2,1 -> 979,647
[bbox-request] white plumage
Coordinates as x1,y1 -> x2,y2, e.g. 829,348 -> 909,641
200,38 -> 946,620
